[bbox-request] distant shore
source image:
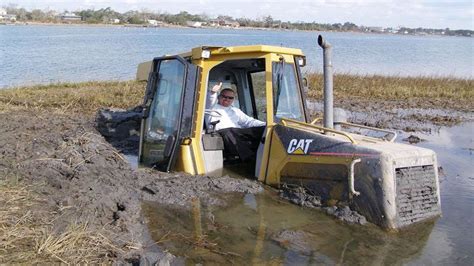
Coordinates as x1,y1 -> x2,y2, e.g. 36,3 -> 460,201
3,21 -> 471,37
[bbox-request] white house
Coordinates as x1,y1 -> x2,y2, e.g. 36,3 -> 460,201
0,8 -> 17,22
59,12 -> 82,21
186,21 -> 203,28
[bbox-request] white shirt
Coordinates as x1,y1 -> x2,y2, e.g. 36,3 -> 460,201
206,92 -> 265,131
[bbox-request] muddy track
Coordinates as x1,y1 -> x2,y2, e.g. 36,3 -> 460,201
0,110 -> 262,264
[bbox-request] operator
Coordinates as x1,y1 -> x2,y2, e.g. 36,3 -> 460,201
207,82 -> 265,162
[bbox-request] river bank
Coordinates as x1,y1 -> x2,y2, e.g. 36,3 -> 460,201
0,76 -> 472,263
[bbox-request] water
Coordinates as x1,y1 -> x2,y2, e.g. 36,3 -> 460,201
143,122 -> 473,265
1,25 -> 473,88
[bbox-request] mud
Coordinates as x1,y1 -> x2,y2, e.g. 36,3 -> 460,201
0,110 -> 262,264
1,100 -> 469,263
96,107 -> 142,154
306,100 -> 473,132
402,134 -> 426,144
279,184 -> 367,225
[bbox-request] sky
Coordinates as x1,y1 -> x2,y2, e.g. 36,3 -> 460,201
4,0 -> 474,30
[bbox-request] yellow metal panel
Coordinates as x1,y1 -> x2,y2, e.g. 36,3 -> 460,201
191,137 -> 206,174
264,53 -> 275,125
260,131 -> 286,185
174,144 -> 197,174
262,124 -> 359,186
191,47 -> 203,60
136,60 -> 152,81
210,45 -> 304,56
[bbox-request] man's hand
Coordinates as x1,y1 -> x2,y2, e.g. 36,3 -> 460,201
210,82 -> 222,94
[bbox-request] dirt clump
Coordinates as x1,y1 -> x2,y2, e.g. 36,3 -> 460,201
402,134 -> 426,144
0,110 -> 262,264
279,184 -> 367,225
96,107 -> 142,154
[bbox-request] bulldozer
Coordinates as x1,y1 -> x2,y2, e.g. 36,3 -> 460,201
136,35 -> 441,230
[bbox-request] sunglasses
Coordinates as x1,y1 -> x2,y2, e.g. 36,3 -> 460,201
220,95 -> 234,100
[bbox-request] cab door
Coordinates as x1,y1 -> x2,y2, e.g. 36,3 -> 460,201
139,56 -> 199,172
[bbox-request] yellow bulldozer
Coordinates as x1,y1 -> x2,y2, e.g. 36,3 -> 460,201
136,35 -> 441,230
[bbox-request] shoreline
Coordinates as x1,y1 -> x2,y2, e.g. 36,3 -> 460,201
3,21 -> 471,38
2,72 -> 473,91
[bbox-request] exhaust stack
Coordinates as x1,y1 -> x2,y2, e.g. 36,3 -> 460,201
318,35 -> 334,129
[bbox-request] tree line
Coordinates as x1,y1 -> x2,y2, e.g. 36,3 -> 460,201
2,5 -> 472,37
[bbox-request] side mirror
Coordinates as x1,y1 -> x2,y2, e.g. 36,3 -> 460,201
302,77 -> 309,93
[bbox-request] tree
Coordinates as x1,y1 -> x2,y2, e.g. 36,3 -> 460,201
263,15 -> 273,28
30,9 -> 46,21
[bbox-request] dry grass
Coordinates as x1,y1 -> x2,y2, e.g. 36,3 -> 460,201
0,179 -> 120,264
306,73 -> 474,108
0,75 -> 472,113
0,80 -> 145,114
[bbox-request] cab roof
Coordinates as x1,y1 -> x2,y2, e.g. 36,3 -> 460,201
136,45 -> 305,81
181,45 -> 305,59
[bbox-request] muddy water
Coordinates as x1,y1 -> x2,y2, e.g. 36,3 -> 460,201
143,122 -> 473,265
402,122 -> 474,265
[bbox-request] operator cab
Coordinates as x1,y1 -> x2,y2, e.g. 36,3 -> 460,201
137,45 -> 308,176
202,56 -> 307,174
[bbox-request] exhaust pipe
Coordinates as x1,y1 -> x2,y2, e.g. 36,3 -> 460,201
318,35 -> 334,129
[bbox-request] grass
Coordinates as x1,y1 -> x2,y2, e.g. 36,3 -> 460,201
0,80 -> 145,114
0,74 -> 472,114
305,73 -> 474,109
0,178 -> 121,264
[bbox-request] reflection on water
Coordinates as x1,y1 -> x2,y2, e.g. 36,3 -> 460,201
143,122 -> 473,264
143,191 -> 435,265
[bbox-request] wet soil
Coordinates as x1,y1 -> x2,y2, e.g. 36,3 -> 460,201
0,109 -> 262,264
307,98 -> 473,133
1,100 -> 471,263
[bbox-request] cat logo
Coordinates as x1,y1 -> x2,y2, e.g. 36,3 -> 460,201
287,139 -> 314,154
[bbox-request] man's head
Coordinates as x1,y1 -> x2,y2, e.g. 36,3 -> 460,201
218,88 -> 235,107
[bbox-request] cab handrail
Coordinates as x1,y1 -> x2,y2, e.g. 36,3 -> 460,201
334,121 -> 397,142
281,118 -> 357,144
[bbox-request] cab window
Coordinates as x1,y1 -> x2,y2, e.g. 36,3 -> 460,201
249,71 -> 266,121
272,62 -> 304,122
146,59 -> 185,140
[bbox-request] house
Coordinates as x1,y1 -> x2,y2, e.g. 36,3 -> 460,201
367,26 -> 384,33
59,13 -> 82,21
186,21 -> 203,28
209,19 -> 240,28
0,8 -> 17,22
147,19 -> 164,26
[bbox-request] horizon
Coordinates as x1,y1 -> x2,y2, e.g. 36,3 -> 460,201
3,0 -> 474,31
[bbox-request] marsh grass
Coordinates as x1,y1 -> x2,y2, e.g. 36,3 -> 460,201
0,80 -> 145,114
305,73 -> 473,109
0,179 -> 120,264
0,75 -> 472,113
